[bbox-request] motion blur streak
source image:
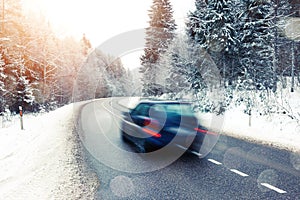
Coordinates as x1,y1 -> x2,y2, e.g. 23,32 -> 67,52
142,128 -> 162,138
194,128 -> 218,136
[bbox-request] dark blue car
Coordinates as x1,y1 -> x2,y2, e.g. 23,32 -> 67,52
121,100 -> 219,157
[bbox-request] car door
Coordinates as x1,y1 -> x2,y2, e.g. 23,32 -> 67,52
123,103 -> 152,141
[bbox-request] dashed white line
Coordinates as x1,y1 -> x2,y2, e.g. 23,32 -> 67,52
206,158 -> 289,194
190,150 -> 202,157
230,169 -> 249,177
207,159 -> 222,165
261,183 -> 287,194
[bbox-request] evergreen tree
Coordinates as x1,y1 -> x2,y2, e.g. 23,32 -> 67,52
158,34 -> 223,112
273,0 -> 292,90
0,54 -> 6,114
102,56 -> 128,97
81,33 -> 92,56
273,0 -> 293,82
73,48 -> 129,101
161,35 -> 205,98
186,0 -> 208,44
237,0 -> 276,90
187,0 -> 238,52
14,57 -> 35,111
187,0 -> 238,85
290,0 -> 300,17
0,0 -> 37,112
276,0 -> 292,16
140,0 -> 176,96
53,36 -> 85,107
203,0 -> 236,52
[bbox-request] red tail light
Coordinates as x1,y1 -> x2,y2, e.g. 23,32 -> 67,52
144,118 -> 151,126
194,128 -> 217,136
142,128 -> 161,138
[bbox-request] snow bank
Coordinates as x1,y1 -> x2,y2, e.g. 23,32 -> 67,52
118,97 -> 141,109
0,104 -> 98,199
198,108 -> 300,152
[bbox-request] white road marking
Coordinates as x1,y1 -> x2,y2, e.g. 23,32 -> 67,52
190,150 -> 202,157
207,159 -> 222,165
175,144 -> 188,151
230,169 -> 249,177
174,144 -> 203,157
260,183 -> 287,194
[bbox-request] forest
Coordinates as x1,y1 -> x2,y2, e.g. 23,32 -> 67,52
0,0 -> 131,115
140,0 -> 300,122
1,0 -> 300,124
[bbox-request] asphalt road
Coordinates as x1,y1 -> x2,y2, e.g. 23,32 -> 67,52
78,98 -> 300,200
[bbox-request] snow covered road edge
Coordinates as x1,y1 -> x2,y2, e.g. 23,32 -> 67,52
0,103 -> 99,199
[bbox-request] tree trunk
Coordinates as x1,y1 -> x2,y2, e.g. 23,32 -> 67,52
291,41 -> 295,92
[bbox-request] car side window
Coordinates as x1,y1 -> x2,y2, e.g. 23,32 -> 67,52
131,103 -> 150,117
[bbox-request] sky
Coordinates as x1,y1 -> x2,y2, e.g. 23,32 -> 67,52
23,0 -> 195,69
23,0 -> 195,45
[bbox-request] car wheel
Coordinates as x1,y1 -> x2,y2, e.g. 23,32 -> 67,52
143,141 -> 151,153
121,131 -> 130,142
136,144 -> 146,153
135,141 -> 151,153
143,140 -> 159,153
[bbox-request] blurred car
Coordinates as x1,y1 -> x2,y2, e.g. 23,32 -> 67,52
121,100 -> 219,157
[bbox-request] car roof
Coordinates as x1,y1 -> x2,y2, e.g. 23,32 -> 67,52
138,99 -> 192,105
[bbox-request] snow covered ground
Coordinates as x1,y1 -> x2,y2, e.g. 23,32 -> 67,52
198,108 -> 300,152
0,95 -> 299,199
0,104 -> 98,200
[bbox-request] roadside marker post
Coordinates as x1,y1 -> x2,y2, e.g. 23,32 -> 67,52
19,106 -> 24,130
